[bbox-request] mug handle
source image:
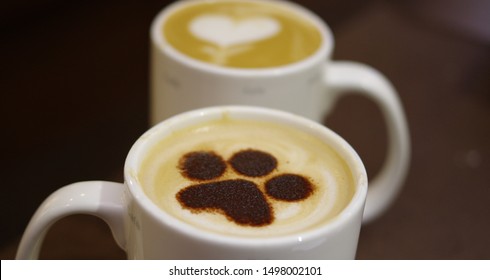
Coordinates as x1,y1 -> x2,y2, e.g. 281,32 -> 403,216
16,181 -> 126,259
326,61 -> 410,223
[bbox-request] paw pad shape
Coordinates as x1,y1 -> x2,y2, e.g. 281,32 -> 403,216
176,149 -> 314,227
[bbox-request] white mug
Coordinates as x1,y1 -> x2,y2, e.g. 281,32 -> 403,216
150,0 -> 410,222
17,106 -> 368,259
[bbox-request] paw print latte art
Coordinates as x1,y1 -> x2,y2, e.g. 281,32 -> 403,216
139,117 -> 355,238
177,149 -> 314,227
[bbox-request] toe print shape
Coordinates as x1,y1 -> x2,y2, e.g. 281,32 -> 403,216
265,174 -> 313,201
176,148 -> 314,227
229,149 -> 277,177
179,151 -> 226,180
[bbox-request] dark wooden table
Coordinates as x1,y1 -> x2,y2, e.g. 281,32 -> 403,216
2,0 -> 489,259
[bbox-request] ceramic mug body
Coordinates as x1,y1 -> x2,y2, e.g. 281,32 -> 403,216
150,0 -> 333,123
17,106 -> 367,259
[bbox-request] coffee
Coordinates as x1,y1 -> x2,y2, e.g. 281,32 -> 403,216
139,116 -> 355,238
161,0 -> 322,68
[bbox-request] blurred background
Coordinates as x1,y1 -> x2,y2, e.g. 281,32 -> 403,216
1,0 -> 489,259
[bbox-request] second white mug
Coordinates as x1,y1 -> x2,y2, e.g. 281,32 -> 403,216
150,0 -> 410,222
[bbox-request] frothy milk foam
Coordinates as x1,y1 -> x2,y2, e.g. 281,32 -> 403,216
161,0 -> 322,68
139,117 -> 355,237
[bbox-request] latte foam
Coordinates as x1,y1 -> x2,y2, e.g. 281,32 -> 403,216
161,0 -> 322,68
138,117 -> 354,237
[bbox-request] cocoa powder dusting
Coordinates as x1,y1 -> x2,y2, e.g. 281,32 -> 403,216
177,179 -> 273,226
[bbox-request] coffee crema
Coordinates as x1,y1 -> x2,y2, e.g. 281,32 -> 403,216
162,0 -> 322,68
139,117 -> 355,238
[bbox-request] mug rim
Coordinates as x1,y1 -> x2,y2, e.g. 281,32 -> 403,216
150,0 -> 334,77
124,106 -> 367,247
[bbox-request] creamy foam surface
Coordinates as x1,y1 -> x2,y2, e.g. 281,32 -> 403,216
139,117 -> 355,237
162,0 -> 322,68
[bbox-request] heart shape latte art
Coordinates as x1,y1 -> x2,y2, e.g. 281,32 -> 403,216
189,14 -> 281,47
